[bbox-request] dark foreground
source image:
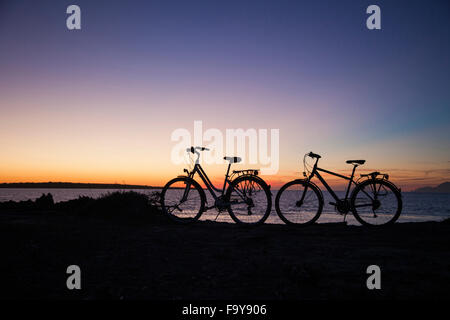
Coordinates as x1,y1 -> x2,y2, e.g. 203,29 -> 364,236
1,210 -> 449,300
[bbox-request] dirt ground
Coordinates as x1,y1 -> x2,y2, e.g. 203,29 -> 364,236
1,211 -> 449,300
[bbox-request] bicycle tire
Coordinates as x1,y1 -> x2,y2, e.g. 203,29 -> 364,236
350,179 -> 402,226
225,175 -> 272,225
161,177 -> 206,224
275,179 -> 323,226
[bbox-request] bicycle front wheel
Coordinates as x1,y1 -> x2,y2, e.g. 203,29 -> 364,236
275,180 -> 323,226
161,177 -> 205,223
351,179 -> 402,226
226,175 -> 272,225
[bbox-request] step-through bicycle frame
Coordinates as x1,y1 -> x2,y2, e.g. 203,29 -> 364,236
180,148 -> 249,206
184,161 -> 235,202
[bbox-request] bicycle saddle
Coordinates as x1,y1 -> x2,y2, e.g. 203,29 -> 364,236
224,156 -> 241,163
346,160 -> 366,165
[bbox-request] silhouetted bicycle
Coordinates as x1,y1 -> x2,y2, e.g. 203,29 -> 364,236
161,147 -> 272,225
275,152 -> 402,226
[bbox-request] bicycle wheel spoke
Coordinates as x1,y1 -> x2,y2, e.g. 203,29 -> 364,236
301,190 -> 314,203
232,185 -> 247,202
376,183 -> 383,195
353,202 -> 373,208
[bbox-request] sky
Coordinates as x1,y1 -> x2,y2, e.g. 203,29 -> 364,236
0,0 -> 449,190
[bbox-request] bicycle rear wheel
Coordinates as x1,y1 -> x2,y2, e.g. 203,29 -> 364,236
161,177 -> 205,223
275,180 -> 323,226
226,175 -> 272,225
351,179 -> 402,226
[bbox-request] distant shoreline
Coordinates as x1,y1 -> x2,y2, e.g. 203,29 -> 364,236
413,182 -> 450,194
2,182 -> 449,193
0,182 -> 161,189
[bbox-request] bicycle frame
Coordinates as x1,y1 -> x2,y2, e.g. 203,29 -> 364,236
164,148 -> 272,225
306,159 -> 359,203
187,162 -> 234,201
179,148 -> 258,209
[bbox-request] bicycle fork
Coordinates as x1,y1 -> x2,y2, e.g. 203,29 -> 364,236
180,180 -> 193,203
296,182 -> 309,207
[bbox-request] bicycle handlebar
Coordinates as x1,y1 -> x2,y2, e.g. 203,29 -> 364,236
307,151 -> 321,159
187,146 -> 210,154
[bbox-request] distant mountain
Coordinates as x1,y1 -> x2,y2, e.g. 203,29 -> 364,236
0,182 -> 158,189
414,182 -> 450,193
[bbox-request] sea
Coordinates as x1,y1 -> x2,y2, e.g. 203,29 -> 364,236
0,188 -> 449,225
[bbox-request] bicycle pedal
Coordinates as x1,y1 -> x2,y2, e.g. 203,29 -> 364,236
329,202 -> 336,206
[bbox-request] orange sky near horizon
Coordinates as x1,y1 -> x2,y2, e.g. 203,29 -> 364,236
0,164 -> 447,192
1,83 -> 448,191
1,118 -> 448,192
1,1 -> 449,192
1,93 -> 449,191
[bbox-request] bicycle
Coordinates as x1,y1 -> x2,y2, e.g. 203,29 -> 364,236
161,146 -> 272,225
275,152 -> 402,226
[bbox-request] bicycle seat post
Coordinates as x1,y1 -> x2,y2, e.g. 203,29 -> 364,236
223,162 -> 232,193
350,161 -> 364,180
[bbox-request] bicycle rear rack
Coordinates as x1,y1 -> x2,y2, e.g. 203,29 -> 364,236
230,169 -> 259,180
358,171 -> 389,182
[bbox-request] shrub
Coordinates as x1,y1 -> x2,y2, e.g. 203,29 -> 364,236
1,191 -> 167,222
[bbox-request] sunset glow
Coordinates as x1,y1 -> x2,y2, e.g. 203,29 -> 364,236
0,0 -> 449,191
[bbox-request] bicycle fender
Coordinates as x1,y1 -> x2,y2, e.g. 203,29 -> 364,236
231,174 -> 270,189
351,178 -> 402,201
292,179 -> 324,202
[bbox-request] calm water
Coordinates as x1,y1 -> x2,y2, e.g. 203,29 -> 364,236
0,188 -> 449,225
